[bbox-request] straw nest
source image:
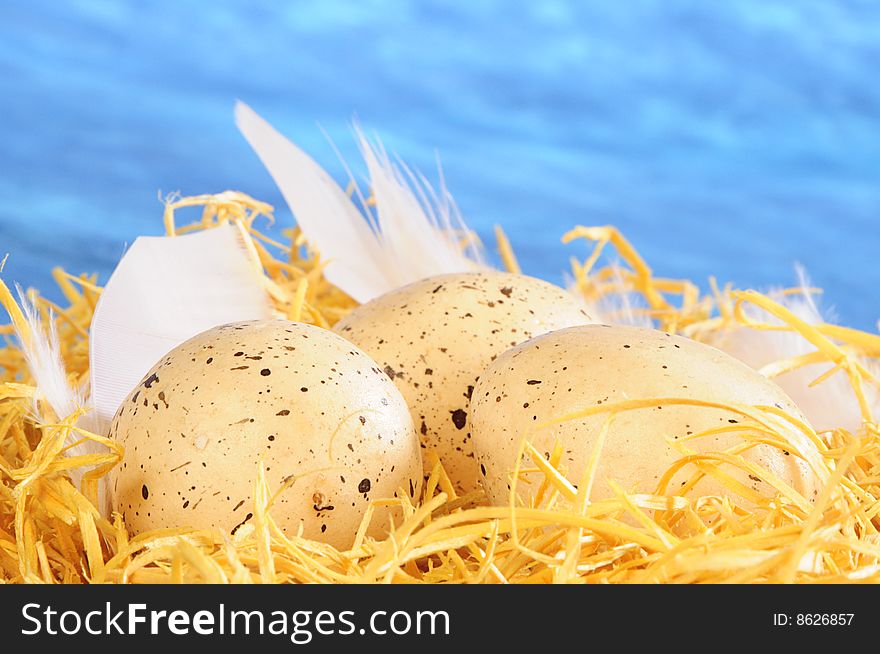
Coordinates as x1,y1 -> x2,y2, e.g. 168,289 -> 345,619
1,192 -> 879,584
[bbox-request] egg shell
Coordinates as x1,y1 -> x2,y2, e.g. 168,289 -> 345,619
109,320 -> 422,549
333,271 -> 592,493
471,324 -> 819,505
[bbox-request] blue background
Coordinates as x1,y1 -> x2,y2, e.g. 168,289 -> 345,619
1,1 -> 878,328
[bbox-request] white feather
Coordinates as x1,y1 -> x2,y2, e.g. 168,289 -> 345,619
235,102 -> 485,303
16,286 -> 82,421
711,267 -> 878,433
89,223 -> 273,434
13,287 -> 99,490
355,126 -> 486,288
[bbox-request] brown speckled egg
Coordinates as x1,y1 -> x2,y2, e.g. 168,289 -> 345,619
471,325 -> 819,506
332,271 -> 593,493
108,320 -> 422,548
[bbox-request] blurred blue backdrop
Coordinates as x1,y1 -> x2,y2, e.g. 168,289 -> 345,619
1,0 -> 878,328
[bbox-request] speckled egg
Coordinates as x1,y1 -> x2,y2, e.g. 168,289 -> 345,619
471,325 -> 819,506
332,271 -> 593,493
108,320 -> 422,548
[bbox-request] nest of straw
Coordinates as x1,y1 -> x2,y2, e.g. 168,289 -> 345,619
1,192 -> 879,584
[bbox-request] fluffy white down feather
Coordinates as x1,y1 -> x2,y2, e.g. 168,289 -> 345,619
710,270 -> 878,433
15,287 -> 102,490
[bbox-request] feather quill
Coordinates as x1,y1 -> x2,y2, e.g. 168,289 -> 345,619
235,101 -> 485,303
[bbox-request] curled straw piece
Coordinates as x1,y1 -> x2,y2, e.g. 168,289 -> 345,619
1,194 -> 880,583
